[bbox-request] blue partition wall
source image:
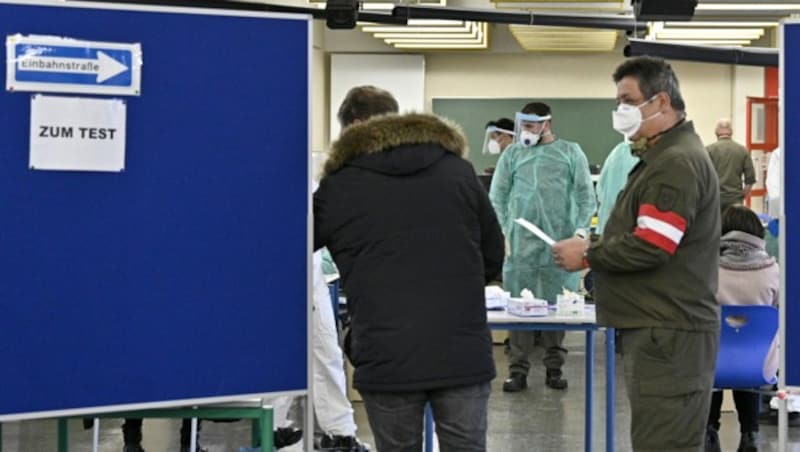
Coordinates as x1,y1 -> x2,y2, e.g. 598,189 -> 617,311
0,1 -> 309,417
783,22 -> 800,386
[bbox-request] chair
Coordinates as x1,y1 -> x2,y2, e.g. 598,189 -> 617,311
714,305 -> 779,389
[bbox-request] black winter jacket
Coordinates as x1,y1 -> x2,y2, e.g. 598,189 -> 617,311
314,113 -> 504,392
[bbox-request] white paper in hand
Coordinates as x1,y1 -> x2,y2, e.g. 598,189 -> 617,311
514,218 -> 556,247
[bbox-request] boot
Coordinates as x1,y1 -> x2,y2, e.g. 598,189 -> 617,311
319,433 -> 370,451
502,372 -> 527,392
705,426 -> 721,452
545,369 -> 568,390
737,431 -> 758,452
274,427 -> 303,449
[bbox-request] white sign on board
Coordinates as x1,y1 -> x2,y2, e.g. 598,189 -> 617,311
29,95 -> 127,172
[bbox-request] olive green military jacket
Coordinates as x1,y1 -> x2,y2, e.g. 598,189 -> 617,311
587,121 -> 721,332
707,137 -> 756,206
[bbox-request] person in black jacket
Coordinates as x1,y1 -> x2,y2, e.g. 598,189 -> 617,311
314,86 -> 504,452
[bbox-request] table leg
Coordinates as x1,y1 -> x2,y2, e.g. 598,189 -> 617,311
586,330 -> 594,452
57,418 -> 68,452
261,407 -> 274,452
606,328 -> 615,452
424,402 -> 434,452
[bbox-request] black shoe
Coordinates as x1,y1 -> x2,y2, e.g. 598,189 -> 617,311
705,426 -> 721,452
274,427 -> 303,448
502,372 -> 527,392
319,434 -> 370,451
545,369 -> 568,390
737,431 -> 758,452
123,445 -> 145,452
179,445 -> 207,452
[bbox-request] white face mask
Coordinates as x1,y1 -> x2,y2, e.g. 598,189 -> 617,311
487,139 -> 502,155
612,95 -> 660,138
520,131 -> 541,147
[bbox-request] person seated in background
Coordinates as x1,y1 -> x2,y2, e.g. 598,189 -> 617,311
705,205 -> 779,452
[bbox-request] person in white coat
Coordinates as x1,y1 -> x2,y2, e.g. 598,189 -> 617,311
311,250 -> 368,450
766,147 -> 782,218
267,248 -> 367,451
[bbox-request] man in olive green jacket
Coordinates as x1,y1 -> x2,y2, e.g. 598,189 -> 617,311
553,56 -> 720,452
707,118 -> 756,213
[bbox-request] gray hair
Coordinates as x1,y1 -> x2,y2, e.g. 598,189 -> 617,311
613,56 -> 685,114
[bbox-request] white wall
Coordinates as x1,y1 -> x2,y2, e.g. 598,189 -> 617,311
312,20 -> 328,153
318,26 -> 756,149
329,54 -> 425,141
732,66 -> 767,211
733,66 -> 765,144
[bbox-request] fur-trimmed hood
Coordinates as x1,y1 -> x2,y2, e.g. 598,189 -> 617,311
323,113 -> 468,177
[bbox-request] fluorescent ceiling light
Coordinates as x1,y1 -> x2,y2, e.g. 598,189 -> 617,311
491,1 -> 628,11
363,25 -> 474,32
655,29 -> 764,39
362,21 -> 477,33
406,19 -> 464,26
695,3 -> 800,10
665,21 -> 778,27
374,32 -> 480,38
383,37 -> 484,43
658,39 -> 750,45
365,21 -> 488,49
392,43 -> 488,48
362,22 -> 478,33
509,24 -> 617,51
308,0 -> 445,4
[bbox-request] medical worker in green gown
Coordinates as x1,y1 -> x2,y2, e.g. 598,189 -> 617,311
490,102 -> 596,392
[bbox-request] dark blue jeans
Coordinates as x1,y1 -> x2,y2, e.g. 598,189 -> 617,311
360,382 -> 491,452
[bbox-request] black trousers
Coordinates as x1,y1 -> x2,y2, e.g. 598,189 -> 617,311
708,390 -> 760,433
122,418 -> 200,446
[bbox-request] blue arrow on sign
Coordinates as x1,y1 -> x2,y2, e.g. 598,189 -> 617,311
15,44 -> 132,85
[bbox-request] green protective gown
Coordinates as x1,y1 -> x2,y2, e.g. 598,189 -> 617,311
596,141 -> 639,234
490,138 -> 597,300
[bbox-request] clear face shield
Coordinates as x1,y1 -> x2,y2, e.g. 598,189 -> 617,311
482,126 -> 516,155
514,112 -> 552,147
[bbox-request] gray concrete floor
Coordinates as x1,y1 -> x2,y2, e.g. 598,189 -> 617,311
3,332 -> 800,451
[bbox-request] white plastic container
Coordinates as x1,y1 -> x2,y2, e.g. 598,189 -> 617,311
556,293 -> 585,316
507,297 -> 549,317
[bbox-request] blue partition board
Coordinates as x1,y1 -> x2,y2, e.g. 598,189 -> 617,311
0,1 -> 309,417
784,23 -> 800,386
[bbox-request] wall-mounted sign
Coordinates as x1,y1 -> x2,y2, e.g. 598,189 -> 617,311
7,34 -> 142,96
30,95 -> 127,172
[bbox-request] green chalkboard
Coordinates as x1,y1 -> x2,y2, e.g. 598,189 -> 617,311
432,98 -> 622,173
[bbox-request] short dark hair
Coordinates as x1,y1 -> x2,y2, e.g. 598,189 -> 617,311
486,117 -> 514,131
612,56 -> 686,113
521,102 -> 551,117
337,86 -> 399,127
722,205 -> 765,238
